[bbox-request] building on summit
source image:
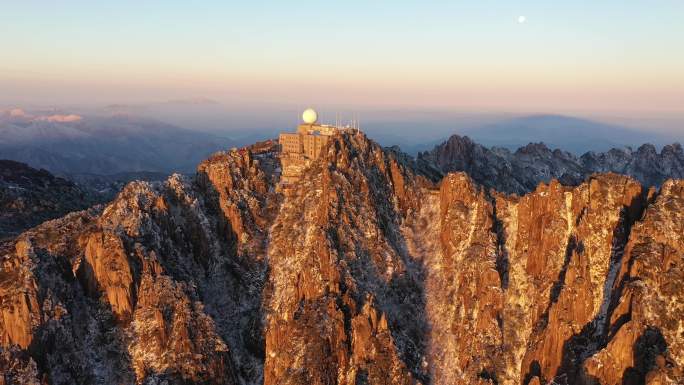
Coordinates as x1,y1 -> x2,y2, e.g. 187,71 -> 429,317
278,108 -> 358,184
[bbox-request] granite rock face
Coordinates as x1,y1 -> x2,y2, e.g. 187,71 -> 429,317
1,133 -> 683,385
581,180 -> 684,385
419,135 -> 684,195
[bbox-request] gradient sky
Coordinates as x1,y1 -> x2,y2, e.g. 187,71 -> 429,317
1,1 -> 683,114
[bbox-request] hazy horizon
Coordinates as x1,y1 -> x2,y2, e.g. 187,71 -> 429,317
3,101 -> 682,158
2,1 -> 684,119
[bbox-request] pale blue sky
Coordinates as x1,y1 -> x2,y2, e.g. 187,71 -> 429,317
1,1 -> 683,113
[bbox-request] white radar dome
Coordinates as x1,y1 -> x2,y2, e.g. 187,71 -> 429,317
302,108 -> 318,124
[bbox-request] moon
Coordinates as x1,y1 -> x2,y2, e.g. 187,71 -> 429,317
518,15 -> 527,24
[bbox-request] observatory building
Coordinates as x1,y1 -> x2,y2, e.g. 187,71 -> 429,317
278,108 -> 358,184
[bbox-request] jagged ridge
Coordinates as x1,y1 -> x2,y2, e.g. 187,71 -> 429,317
0,132 -> 682,385
419,134 -> 684,195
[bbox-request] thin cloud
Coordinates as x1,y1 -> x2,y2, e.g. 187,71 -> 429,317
35,114 -> 82,123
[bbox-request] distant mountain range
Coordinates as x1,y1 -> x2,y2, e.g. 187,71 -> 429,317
418,134 -> 684,194
2,107 -> 681,189
381,114 -> 680,155
456,114 -> 675,154
0,108 -> 235,175
95,101 -> 683,156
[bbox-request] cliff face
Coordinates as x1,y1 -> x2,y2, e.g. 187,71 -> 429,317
0,133 -> 682,385
264,133 -> 429,385
419,135 -> 684,195
582,180 -> 684,385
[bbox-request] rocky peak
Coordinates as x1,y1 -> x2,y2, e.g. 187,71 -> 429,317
515,142 -> 553,157
635,143 -> 658,156
264,131 -> 428,384
661,142 -> 683,158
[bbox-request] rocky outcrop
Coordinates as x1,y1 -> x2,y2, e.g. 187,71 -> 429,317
0,132 -> 682,385
0,141 -> 280,384
424,173 -> 502,385
581,180 -> 684,385
0,240 -> 41,350
264,133 -> 426,385
495,175 -> 646,385
419,135 -> 684,195
416,169 -> 672,385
